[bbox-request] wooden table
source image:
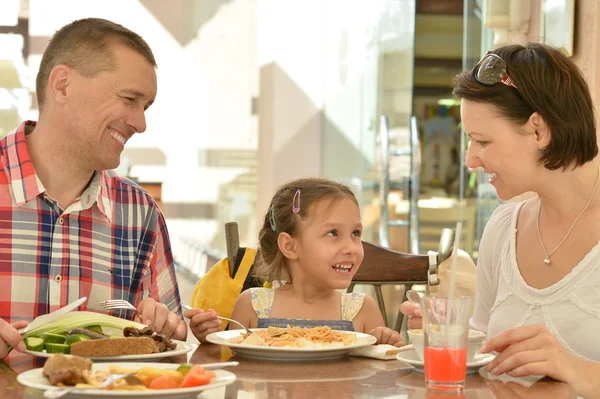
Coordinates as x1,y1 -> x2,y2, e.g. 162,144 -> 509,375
0,344 -> 578,398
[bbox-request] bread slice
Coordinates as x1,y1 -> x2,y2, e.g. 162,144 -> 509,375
70,337 -> 158,357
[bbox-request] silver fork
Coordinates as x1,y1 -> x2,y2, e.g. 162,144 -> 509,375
181,303 -> 254,336
44,372 -> 142,399
100,299 -> 137,312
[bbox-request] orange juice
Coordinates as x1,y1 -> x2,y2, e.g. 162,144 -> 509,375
424,346 -> 467,388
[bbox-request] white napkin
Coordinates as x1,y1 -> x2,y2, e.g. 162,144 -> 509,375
348,344 -> 402,360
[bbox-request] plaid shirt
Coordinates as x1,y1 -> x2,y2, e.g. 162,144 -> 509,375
0,121 -> 182,369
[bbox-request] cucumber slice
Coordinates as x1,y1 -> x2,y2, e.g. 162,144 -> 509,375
85,325 -> 103,334
45,343 -> 71,354
40,333 -> 66,344
176,363 -> 194,375
25,337 -> 44,352
65,334 -> 91,345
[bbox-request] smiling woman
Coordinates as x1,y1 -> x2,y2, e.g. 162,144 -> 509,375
436,42 -> 600,397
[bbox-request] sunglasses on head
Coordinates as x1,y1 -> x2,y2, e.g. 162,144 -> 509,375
474,52 -> 517,89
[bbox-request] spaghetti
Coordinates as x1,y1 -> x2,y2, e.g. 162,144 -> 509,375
240,325 -> 357,348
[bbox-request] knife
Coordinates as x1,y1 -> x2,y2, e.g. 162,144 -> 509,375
19,297 -> 88,335
198,361 -> 239,369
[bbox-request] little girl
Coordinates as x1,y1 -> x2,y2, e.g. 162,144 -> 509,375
187,177 -> 404,347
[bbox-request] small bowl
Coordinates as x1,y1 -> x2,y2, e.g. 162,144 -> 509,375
407,328 -> 486,362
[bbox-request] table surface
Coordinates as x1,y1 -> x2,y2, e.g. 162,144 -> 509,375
0,344 -> 578,399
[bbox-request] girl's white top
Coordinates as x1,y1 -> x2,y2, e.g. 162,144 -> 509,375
471,201 -> 600,362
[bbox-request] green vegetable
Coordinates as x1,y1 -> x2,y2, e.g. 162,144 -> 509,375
25,337 -> 44,352
45,343 -> 70,354
40,333 -> 66,344
65,334 -> 91,345
85,325 -> 103,334
176,363 -> 194,375
22,311 -> 145,341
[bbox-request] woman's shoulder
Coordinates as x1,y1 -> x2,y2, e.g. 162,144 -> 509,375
480,202 -> 522,243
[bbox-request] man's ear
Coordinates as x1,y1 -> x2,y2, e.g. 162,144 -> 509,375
277,232 -> 299,260
47,65 -> 72,106
528,111 -> 551,149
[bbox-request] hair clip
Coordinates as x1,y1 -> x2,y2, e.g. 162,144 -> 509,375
270,205 -> 277,231
292,189 -> 301,214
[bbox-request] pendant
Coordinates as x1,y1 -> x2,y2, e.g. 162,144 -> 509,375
544,257 -> 551,265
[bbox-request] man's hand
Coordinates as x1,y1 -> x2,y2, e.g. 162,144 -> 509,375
0,319 -> 28,359
137,298 -> 187,341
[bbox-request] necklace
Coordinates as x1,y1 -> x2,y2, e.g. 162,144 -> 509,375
536,163 -> 600,265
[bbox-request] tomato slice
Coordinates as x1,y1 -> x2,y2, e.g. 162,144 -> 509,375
178,365 -> 216,388
148,375 -> 179,390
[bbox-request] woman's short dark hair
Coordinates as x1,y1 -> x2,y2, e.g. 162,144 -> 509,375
453,43 -> 597,170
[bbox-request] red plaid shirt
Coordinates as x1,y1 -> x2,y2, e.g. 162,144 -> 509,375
0,121 -> 182,369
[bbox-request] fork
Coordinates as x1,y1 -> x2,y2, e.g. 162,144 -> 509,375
44,372 -> 142,399
100,299 -> 137,312
181,303 -> 254,336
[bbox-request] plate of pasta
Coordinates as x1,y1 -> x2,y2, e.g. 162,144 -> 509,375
205,326 -> 377,362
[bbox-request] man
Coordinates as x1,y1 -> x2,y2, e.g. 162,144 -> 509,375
0,18 -> 186,364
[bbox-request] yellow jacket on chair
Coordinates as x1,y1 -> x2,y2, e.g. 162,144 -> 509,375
190,248 -> 257,330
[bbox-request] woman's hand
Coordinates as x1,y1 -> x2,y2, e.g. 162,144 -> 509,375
481,325 -> 600,397
184,308 -> 222,343
399,301 -> 422,330
369,326 -> 405,347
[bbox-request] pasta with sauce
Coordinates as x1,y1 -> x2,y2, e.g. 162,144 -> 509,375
237,326 -> 357,348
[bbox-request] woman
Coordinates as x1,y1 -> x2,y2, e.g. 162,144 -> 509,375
401,43 -> 600,398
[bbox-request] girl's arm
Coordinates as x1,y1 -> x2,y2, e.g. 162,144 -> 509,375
356,295 -> 404,347
231,289 -> 258,329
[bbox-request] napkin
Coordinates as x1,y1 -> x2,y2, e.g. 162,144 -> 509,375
348,344 -> 403,360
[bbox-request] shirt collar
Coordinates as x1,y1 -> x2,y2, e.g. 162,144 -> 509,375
6,121 -> 113,222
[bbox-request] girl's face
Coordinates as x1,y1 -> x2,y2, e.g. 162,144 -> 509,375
293,196 -> 364,290
461,99 -> 542,200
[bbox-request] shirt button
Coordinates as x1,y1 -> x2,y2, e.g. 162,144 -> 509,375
58,217 -> 64,225
54,275 -> 62,282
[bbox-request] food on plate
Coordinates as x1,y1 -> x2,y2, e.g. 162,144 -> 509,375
41,354 -> 217,390
70,337 -> 159,357
43,354 -> 93,386
229,325 -> 357,348
25,320 -> 178,357
123,325 -> 178,352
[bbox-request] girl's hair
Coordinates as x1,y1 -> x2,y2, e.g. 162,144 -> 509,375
453,42 -> 597,170
253,177 -> 358,284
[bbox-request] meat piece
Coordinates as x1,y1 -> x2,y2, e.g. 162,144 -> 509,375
48,369 -> 88,386
153,333 -> 177,351
154,340 -> 166,352
43,353 -> 92,377
123,325 -> 155,337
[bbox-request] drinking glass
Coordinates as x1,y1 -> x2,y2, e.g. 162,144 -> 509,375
422,295 -> 471,391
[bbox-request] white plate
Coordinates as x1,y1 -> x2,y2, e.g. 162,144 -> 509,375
206,329 -> 377,362
396,347 -> 495,374
17,362 -> 236,399
24,340 -> 193,362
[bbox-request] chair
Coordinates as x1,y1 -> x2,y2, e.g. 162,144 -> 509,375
348,228 -> 455,332
222,222 -> 455,333
418,199 -> 477,255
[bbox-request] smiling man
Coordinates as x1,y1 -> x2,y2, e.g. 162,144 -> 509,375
0,18 -> 186,366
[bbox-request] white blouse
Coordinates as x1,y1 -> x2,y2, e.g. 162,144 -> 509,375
470,201 -> 600,362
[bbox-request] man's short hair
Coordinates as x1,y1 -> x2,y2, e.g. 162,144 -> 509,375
36,18 -> 157,113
